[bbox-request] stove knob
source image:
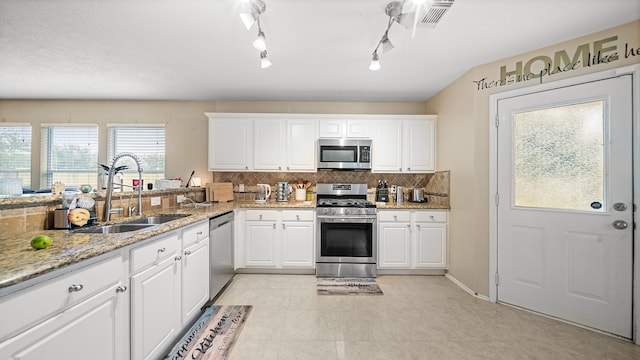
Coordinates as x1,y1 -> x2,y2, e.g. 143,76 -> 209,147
344,208 -> 350,215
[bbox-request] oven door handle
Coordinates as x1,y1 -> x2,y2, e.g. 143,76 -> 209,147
317,216 -> 377,223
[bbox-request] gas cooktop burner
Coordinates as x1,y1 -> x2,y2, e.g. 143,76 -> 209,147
316,198 -> 375,208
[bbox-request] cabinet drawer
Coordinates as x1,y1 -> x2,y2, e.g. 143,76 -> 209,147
182,221 -> 209,248
414,211 -> 447,223
246,210 -> 278,221
281,210 -> 314,221
378,211 -> 410,222
131,233 -> 179,273
0,255 -> 123,341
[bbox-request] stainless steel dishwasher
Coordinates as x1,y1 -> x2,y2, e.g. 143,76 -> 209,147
209,212 -> 234,299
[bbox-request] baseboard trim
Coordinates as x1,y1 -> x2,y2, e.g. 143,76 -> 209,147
445,273 -> 491,302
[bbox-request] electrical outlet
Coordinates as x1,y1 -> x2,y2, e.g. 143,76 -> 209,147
151,197 -> 161,206
177,195 -> 186,203
390,185 -> 397,194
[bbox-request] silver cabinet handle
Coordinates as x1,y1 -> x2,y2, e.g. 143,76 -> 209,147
612,220 -> 628,230
272,223 -> 276,229
175,255 -> 182,261
287,166 -> 290,170
393,215 -> 398,220
158,247 -> 166,253
399,168 -> 402,171
279,166 -> 282,170
407,167 -> 411,171
68,284 -> 84,292
116,286 -> 127,293
406,224 -> 411,228
197,231 -> 203,236
184,250 -> 192,256
245,166 -> 249,170
282,223 -> 285,229
296,214 -> 300,220
259,214 -> 263,220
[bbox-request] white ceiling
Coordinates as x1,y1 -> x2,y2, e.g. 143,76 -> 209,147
1,0 -> 638,102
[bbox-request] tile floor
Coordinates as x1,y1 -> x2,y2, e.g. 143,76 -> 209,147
214,274 -> 640,360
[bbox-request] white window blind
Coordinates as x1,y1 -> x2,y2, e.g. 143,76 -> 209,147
107,126 -> 165,185
0,125 -> 32,188
41,125 -> 99,188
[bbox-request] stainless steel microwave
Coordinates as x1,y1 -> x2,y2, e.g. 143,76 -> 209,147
317,139 -> 372,170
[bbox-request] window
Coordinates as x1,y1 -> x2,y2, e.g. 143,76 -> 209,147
107,125 -> 165,186
513,100 -> 604,211
41,125 -> 99,188
0,125 -> 32,189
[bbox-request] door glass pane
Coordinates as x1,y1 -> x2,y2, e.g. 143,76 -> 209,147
513,100 -> 604,211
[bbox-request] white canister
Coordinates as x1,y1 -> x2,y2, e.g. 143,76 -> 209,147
295,188 -> 306,201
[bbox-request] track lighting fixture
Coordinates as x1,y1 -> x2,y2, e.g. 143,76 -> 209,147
260,51 -> 272,69
369,52 -> 381,71
253,30 -> 266,51
368,0 -> 455,70
239,0 -> 272,69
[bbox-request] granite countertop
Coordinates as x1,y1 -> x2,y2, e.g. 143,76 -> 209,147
375,202 -> 450,210
0,198 -> 447,294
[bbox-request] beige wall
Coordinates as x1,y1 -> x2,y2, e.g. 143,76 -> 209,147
425,20 -> 640,296
0,100 -> 427,190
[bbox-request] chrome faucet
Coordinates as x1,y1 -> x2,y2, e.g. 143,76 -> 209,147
103,152 -> 143,222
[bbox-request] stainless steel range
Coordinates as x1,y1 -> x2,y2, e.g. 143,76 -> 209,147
316,183 -> 377,278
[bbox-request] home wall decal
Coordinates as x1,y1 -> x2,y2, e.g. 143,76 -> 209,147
473,35 -> 640,91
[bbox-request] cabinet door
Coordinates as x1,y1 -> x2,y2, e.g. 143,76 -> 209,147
403,119 -> 435,172
245,222 -> 278,267
131,255 -> 181,360
254,119 -> 285,171
372,120 -> 403,173
414,222 -> 447,268
378,222 -> 411,268
0,284 -> 127,360
181,239 -> 210,325
318,119 -> 344,138
286,119 -> 317,171
281,221 -> 314,267
208,118 -> 253,171
346,119 -> 370,138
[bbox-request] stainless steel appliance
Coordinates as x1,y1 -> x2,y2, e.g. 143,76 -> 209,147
409,188 -> 425,203
317,139 -> 372,170
316,183 -> 377,277
255,183 -> 271,203
209,212 -> 234,299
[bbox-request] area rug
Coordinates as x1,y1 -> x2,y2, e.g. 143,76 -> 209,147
317,277 -> 384,295
164,305 -> 252,360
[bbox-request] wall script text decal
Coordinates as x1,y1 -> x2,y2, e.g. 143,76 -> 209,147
473,35 -> 639,91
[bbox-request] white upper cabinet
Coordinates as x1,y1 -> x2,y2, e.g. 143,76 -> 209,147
207,113 -> 435,173
371,115 -> 436,173
208,116 -> 253,171
285,119 -> 316,172
403,119 -> 435,172
208,113 -> 316,172
371,120 -> 403,172
318,119 -> 370,138
254,118 -> 285,171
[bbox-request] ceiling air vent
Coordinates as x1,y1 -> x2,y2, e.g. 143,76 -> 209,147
420,0 -> 454,28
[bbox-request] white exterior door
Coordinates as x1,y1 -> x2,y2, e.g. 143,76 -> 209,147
496,75 -> 633,338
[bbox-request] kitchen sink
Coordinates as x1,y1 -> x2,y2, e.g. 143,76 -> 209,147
75,223 -> 156,234
123,214 -> 192,225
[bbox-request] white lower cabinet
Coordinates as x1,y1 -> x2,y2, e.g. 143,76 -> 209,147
130,219 -> 210,360
239,209 -> 314,269
0,255 -> 128,360
378,210 -> 447,269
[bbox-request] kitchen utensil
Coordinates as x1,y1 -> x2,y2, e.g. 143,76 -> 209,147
256,184 -> 271,203
409,188 -> 425,202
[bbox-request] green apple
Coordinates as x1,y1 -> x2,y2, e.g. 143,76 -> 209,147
30,235 -> 52,250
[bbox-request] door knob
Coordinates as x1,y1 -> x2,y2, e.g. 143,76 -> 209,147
612,220 -> 628,230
